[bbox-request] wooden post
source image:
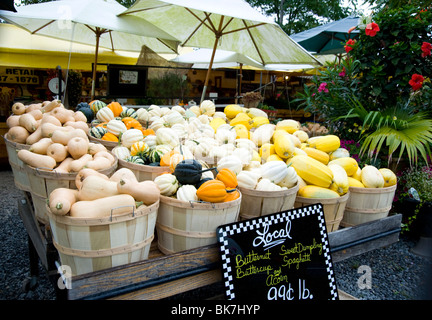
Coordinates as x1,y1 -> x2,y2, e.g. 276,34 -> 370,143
91,28 -> 101,101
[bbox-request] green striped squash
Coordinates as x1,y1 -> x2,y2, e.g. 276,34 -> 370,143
89,126 -> 107,139
89,100 -> 107,114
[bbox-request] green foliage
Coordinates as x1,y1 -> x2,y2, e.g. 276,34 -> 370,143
350,5 -> 432,109
66,70 -> 83,109
146,71 -> 190,104
295,3 -> 432,168
245,0 -> 355,35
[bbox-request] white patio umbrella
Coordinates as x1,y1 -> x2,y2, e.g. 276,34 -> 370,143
119,0 -> 321,103
0,0 -> 180,100
170,48 -> 263,69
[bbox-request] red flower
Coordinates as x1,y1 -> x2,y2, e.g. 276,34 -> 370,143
409,74 -> 424,91
344,39 -> 356,53
421,42 -> 432,58
365,22 -> 380,37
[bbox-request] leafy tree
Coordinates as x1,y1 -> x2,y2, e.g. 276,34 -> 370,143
245,0 -> 359,35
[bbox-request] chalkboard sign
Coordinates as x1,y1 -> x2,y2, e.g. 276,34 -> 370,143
217,204 -> 339,300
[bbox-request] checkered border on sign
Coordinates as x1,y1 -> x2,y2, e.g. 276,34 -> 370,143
217,204 -> 339,300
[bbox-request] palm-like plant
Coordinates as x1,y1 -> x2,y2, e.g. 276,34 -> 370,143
344,97 -> 432,168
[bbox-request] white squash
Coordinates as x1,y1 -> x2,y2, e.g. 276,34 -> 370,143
278,166 -> 298,188
96,106 -> 115,122
237,170 -> 260,189
200,100 -> 216,116
121,129 -> 144,148
256,178 -> 286,191
176,185 -> 199,202
154,173 -> 179,196
217,155 -> 243,175
251,123 -> 276,147
106,119 -> 127,136
155,127 -> 180,149
361,165 -> 385,188
215,126 -> 236,145
260,160 -> 289,185
112,146 -> 131,160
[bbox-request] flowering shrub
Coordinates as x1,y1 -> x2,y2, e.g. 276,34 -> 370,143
349,6 -> 432,109
295,4 -> 432,167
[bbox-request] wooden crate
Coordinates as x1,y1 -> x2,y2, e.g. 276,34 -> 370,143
17,191 -> 401,300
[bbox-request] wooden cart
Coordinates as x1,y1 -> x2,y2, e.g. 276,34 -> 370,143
18,191 -> 402,300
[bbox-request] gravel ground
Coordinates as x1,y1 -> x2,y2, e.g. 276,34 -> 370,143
0,167 -> 431,301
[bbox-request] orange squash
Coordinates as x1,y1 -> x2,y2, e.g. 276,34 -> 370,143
122,117 -> 142,130
196,179 -> 228,203
160,150 -> 176,167
107,102 -> 123,117
216,168 -> 238,188
142,128 -> 155,136
96,121 -> 108,128
169,153 -> 185,173
224,188 -> 240,202
101,132 -> 118,142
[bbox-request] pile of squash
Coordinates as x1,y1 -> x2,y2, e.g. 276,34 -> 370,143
153,159 -> 240,203
48,167 -> 159,218
6,100 -> 116,172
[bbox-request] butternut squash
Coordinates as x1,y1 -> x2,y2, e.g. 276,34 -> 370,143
41,99 -> 61,113
46,143 -> 68,163
93,150 -> 115,165
51,106 -> 74,124
51,128 -> 88,145
117,178 -> 160,205
29,137 -> 53,154
77,175 -> 119,201
64,120 -> 89,133
88,142 -> 107,155
26,124 -> 44,145
55,157 -> 74,173
7,126 -> 30,144
69,153 -> 93,172
18,113 -> 37,133
70,194 -> 136,218
67,137 -> 89,159
109,167 -> 138,183
73,110 -> 88,123
41,122 -> 67,138
49,188 -> 79,216
75,168 -> 110,189
40,113 -> 62,127
6,115 -> 21,128
12,102 -> 26,115
17,149 -> 57,169
25,103 -> 42,114
27,109 -> 43,121
84,156 -> 112,171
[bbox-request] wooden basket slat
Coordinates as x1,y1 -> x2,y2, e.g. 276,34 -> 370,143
238,182 -> 299,220
294,192 -> 349,233
156,195 -> 241,254
3,134 -> 31,191
341,185 -> 397,227
47,201 -> 159,276
117,158 -> 169,181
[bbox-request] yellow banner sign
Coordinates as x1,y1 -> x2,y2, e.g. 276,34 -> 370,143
0,67 -> 39,85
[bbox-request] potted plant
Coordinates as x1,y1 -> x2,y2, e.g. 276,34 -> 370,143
241,91 -> 263,108
395,165 -> 432,239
